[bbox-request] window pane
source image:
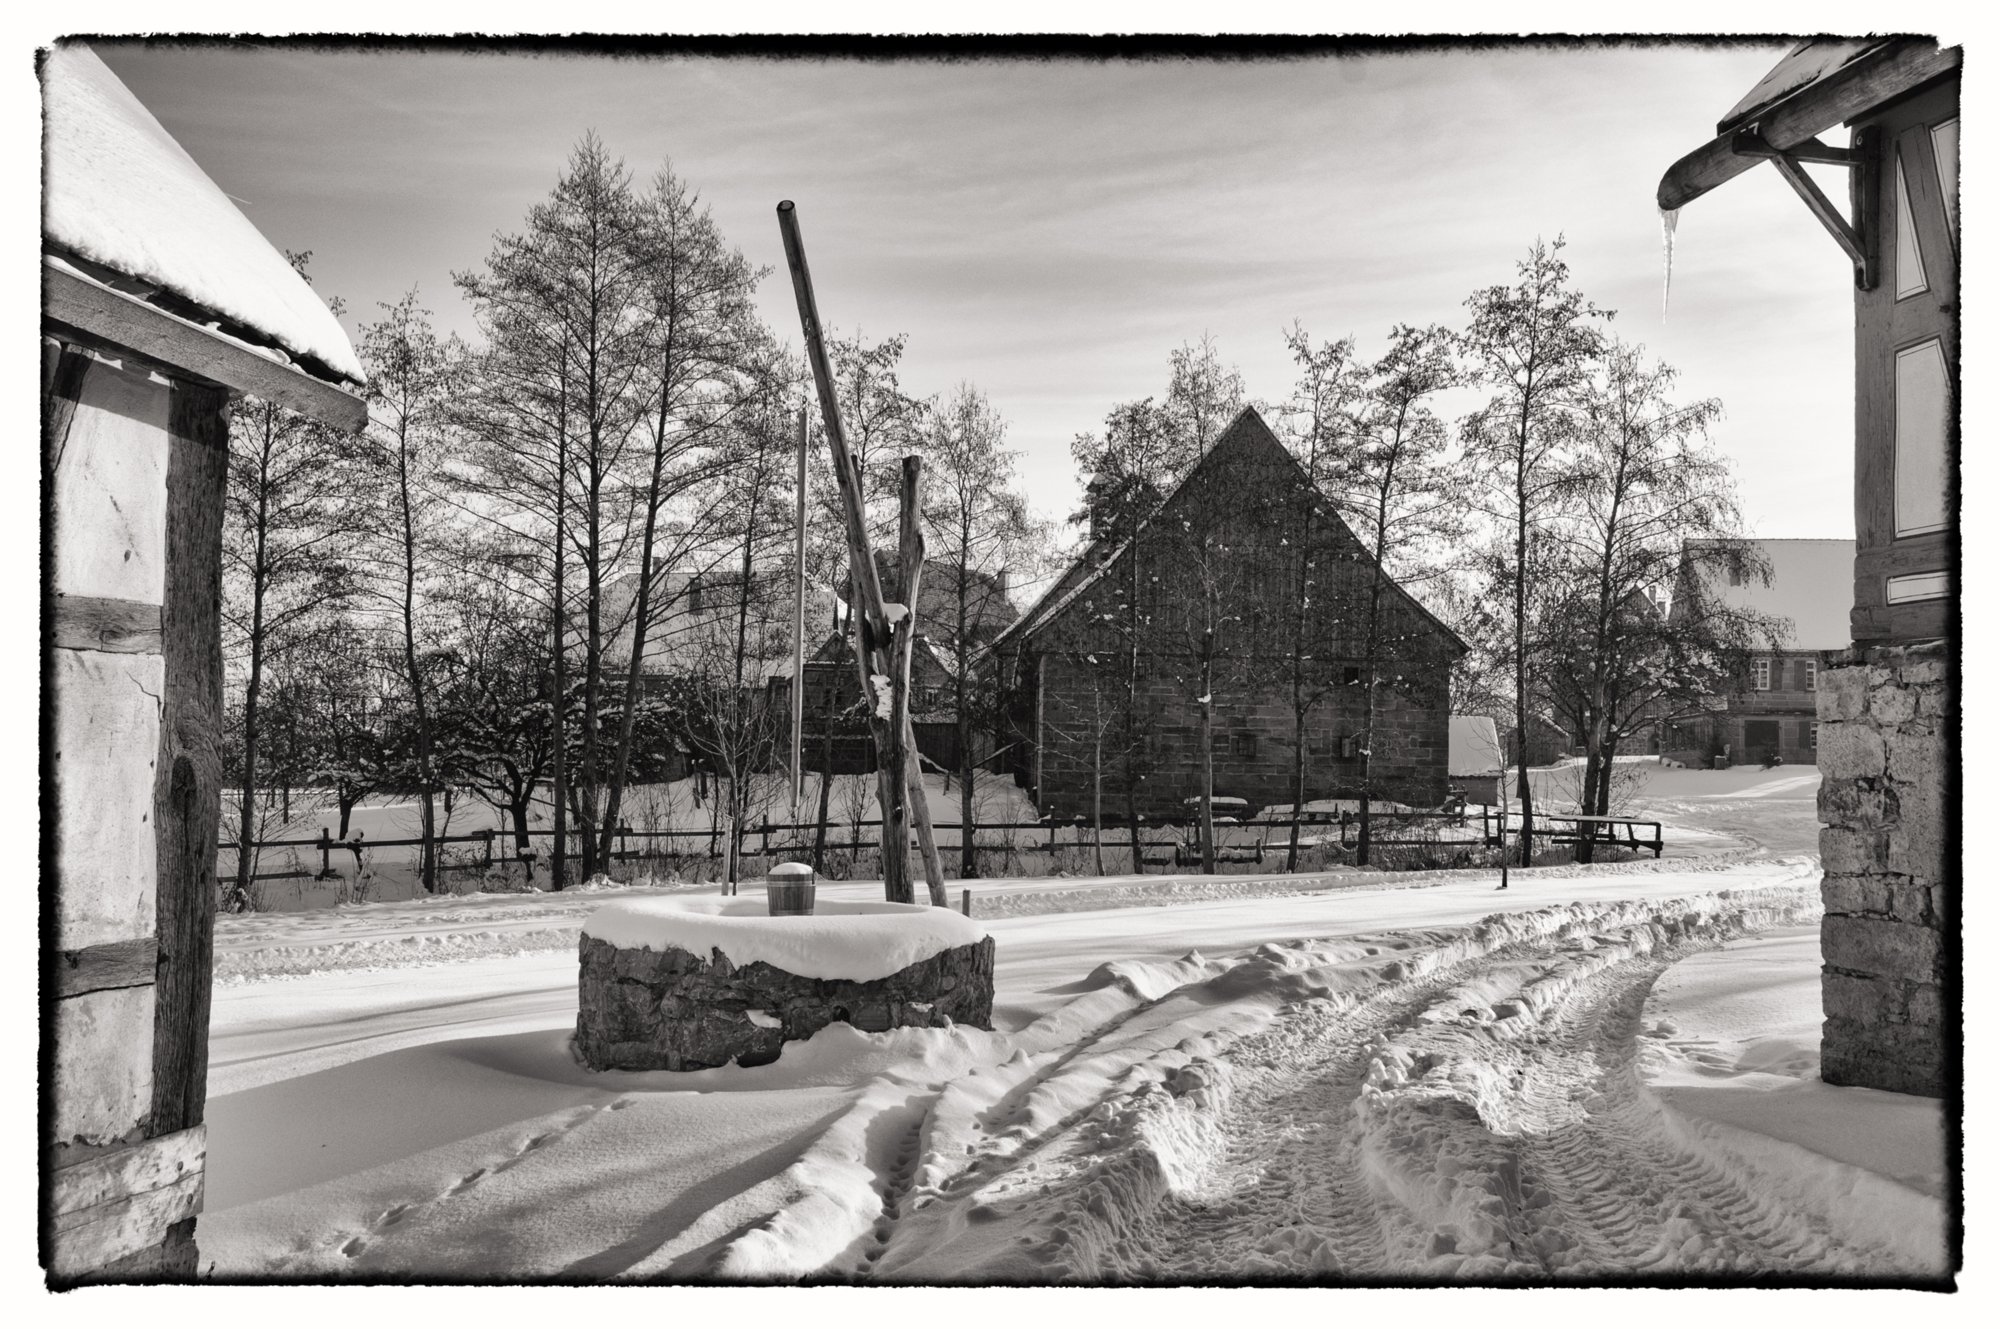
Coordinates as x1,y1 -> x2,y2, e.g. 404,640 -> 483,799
1895,339 -> 1951,536
1932,118 -> 1959,235
1895,154 -> 1928,299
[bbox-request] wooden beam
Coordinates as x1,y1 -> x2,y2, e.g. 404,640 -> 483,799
1730,131 -> 1854,166
1767,151 -> 1869,274
53,595 -> 163,654
43,341 -> 92,468
1658,40 -> 1959,211
149,380 -> 228,1142
47,1125 -> 205,1282
54,937 -> 160,998
895,456 -> 948,904
43,261 -> 367,433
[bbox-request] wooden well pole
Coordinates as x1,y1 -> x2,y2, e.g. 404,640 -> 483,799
777,200 -> 916,902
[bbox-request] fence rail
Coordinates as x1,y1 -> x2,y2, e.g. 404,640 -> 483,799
219,806 -> 1664,880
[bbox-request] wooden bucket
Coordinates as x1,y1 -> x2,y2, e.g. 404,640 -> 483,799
765,862 -> 816,916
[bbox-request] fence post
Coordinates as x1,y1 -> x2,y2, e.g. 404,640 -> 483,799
482,828 -> 495,869
961,887 -> 971,918
319,827 -> 331,878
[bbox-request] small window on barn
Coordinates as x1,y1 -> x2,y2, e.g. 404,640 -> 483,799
1809,722 -> 1820,752
1342,666 -> 1362,687
1752,658 -> 1772,692
1894,152 -> 1929,300
1337,735 -> 1359,760
1802,659 -> 1817,691
1232,732 -> 1258,760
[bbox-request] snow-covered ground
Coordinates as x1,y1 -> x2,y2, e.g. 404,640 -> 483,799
189,834 -> 1944,1284
1638,926 -> 1946,1271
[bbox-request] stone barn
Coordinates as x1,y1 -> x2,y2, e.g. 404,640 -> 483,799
1660,38 -> 1956,1096
990,407 -> 1465,822
42,45 -> 367,1280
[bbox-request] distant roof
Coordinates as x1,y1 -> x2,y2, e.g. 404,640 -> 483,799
42,44 -> 364,386
1449,715 -> 1503,778
989,406 -> 1466,657
1717,40 -> 1886,133
1700,538 -> 1854,650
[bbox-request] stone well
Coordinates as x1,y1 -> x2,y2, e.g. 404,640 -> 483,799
574,897 -> 995,1072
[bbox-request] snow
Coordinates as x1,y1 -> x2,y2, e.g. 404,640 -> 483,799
42,45 -> 365,384
581,895 -> 987,982
1639,925 -> 1946,1272
882,602 -> 909,625
185,760 -> 1951,1284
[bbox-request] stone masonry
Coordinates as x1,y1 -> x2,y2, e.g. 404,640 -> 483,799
1816,640 -> 1949,1096
575,933 -> 996,1072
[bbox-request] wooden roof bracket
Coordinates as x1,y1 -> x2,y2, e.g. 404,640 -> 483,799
1733,129 -> 1879,291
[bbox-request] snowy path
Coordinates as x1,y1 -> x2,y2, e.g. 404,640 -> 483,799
863,874 -> 1933,1282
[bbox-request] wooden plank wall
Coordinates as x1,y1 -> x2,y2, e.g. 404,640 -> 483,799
45,344 -> 227,1283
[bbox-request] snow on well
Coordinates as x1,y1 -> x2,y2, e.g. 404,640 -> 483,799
581,896 -> 988,982
41,45 -> 365,384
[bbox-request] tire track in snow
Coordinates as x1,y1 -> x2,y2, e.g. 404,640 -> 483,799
1114,894 -> 1910,1281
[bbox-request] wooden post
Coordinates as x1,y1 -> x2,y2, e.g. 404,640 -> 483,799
961,887 -> 971,918
791,404 -> 808,824
896,456 -> 947,905
319,827 -> 332,878
149,377 -> 228,1271
482,828 -> 495,870
776,200 -> 913,903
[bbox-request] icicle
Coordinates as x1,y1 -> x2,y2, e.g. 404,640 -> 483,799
1659,206 -> 1681,321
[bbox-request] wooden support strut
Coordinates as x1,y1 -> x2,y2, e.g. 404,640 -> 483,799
1732,130 -> 1877,291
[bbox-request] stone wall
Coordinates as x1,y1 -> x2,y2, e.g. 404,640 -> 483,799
1816,640 -> 1949,1097
575,934 -> 996,1072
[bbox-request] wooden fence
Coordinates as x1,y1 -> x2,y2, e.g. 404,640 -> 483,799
219,806 -> 1663,883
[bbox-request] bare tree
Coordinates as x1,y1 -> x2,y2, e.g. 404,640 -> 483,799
919,383 -> 1040,876
598,165 -> 772,865
352,290 -> 467,892
1540,339 -> 1775,859
1460,238 -> 1608,866
219,256 -> 358,910
1338,323 -> 1465,863
456,134 -> 651,884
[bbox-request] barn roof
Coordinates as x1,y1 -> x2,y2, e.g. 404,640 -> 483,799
42,44 -> 366,423
988,406 -> 1468,658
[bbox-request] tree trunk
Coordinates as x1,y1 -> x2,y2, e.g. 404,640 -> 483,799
1286,705 -> 1307,872
1198,628 -> 1216,876
1513,458 -> 1535,867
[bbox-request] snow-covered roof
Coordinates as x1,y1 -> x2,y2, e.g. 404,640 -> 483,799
42,44 -> 364,387
1696,538 -> 1854,652
1448,715 -> 1503,777
1717,40 -> 1886,134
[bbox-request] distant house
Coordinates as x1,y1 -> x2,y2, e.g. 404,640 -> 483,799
990,407 -> 1465,820
1662,538 -> 1854,766
784,551 -> 1022,774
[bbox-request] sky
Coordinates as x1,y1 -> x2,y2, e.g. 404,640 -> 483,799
94,38 -> 1860,554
